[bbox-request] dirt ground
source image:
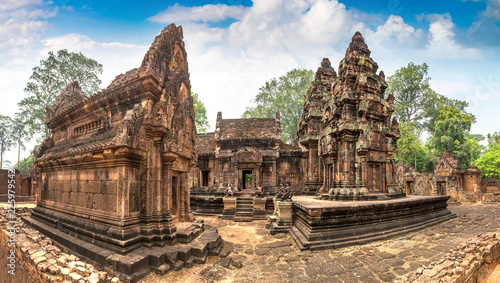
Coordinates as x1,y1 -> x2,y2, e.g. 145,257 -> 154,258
140,204 -> 500,283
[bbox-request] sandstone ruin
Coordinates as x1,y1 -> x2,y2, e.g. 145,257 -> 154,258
191,32 -> 454,249
23,24 -> 222,282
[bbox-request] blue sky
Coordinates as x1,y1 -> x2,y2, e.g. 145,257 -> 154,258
1,0 -> 499,165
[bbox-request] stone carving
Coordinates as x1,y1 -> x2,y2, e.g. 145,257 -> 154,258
225,183 -> 235,197
47,81 -> 86,120
25,24 -> 222,282
276,181 -> 292,201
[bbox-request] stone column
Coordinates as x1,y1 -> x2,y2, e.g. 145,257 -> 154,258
162,162 -> 173,212
272,160 -> 277,186
179,172 -> 187,221
161,152 -> 177,214
308,141 -> 319,181
233,165 -> 238,189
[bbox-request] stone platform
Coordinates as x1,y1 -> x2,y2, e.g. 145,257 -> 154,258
290,195 -> 455,250
23,211 -> 223,282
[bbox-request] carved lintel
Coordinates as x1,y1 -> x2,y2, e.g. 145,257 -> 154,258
161,152 -> 178,163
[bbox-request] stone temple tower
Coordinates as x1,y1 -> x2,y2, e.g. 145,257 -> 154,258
307,32 -> 401,199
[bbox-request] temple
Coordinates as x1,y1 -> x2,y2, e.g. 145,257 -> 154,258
24,24 -> 222,282
309,32 -> 401,200
192,32 -> 402,202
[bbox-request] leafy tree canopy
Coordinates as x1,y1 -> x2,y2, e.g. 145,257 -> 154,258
15,154 -> 33,175
387,62 -> 431,124
18,49 -> 103,141
243,68 -> 314,143
396,121 -> 424,169
476,132 -> 500,179
0,115 -> 14,169
191,92 -> 209,133
429,106 -> 479,170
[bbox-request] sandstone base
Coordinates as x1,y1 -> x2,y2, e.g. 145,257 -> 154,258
290,195 -> 455,250
23,212 -> 223,282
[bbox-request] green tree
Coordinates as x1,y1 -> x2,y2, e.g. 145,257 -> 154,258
191,92 -> 209,133
15,154 -> 33,175
0,115 -> 14,169
476,132 -> 500,179
397,122 -> 424,169
475,149 -> 500,179
18,49 -> 103,140
429,106 -> 475,170
243,68 -> 314,143
421,91 -> 475,134
487,132 -> 500,148
387,62 -> 431,124
11,115 -> 30,165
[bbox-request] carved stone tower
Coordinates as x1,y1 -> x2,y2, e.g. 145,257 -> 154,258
314,32 -> 400,199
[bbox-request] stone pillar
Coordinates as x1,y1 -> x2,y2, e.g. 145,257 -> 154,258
255,164 -> 261,185
162,162 -> 173,212
272,160 -> 277,186
308,141 -> 319,181
179,172 -> 187,221
233,165 -> 238,189
161,152 -> 177,212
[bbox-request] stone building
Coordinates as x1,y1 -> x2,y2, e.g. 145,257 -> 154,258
190,31 -> 404,223
24,24 -> 222,282
192,111 -> 310,194
192,32 -> 401,203
299,32 -> 400,199
398,150 -> 500,202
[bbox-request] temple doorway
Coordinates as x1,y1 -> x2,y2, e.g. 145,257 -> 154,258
437,182 -> 446,195
242,170 -> 253,190
367,163 -> 382,193
172,175 -> 179,219
406,181 -> 414,195
202,171 -> 209,187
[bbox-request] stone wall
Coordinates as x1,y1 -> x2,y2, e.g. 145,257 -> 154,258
0,169 -> 31,201
403,232 -> 500,282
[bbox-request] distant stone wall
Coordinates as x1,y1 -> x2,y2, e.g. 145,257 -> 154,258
0,169 -> 31,200
482,179 -> 500,193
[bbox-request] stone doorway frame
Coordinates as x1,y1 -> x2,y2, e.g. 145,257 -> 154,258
242,169 -> 253,190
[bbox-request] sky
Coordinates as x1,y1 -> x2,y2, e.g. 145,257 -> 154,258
1,0 -> 499,166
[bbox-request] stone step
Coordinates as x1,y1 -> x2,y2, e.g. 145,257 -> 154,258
233,216 -> 253,222
235,211 -> 253,215
236,209 -> 253,213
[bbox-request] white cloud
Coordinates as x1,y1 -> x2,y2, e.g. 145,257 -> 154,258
148,3 -> 248,23
420,14 -> 480,60
481,0 -> 500,21
1,0 -> 497,163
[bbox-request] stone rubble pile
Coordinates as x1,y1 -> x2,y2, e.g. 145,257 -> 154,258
400,231 -> 500,282
0,207 -> 121,283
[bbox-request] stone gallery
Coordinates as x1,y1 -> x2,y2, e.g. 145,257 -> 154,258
23,24 -> 222,282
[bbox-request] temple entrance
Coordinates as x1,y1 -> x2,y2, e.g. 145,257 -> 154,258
172,175 -> 179,219
406,181 -> 414,195
242,170 -> 253,190
202,171 -> 209,187
367,163 -> 382,193
437,182 -> 446,195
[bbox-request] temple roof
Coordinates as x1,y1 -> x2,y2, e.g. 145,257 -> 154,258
219,118 -> 277,140
196,132 -> 216,155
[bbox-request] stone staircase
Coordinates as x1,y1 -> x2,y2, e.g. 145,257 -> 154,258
234,197 -> 254,222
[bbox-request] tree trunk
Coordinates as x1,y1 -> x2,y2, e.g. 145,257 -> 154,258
17,138 -> 20,166
0,141 -> 3,169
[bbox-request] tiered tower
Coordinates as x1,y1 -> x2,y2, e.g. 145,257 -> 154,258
296,58 -> 337,188
306,32 -> 401,199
